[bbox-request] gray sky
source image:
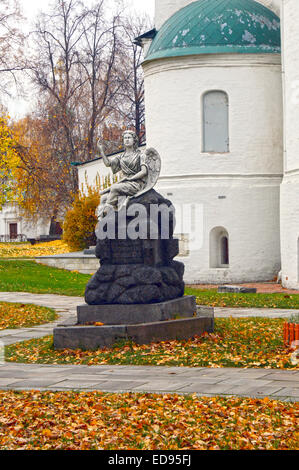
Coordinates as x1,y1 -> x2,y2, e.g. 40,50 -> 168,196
20,0 -> 155,19
5,0 -> 155,118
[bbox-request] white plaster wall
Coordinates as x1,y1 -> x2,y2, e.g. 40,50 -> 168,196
280,0 -> 299,289
155,0 -> 281,30
156,176 -> 281,283
21,217 -> 51,239
280,176 -> 299,289
78,158 -> 111,193
143,53 -> 283,282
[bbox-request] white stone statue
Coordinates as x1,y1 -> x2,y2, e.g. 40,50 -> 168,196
97,130 -> 161,218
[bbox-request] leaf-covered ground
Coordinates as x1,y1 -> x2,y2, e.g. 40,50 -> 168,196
5,318 -> 298,369
0,391 -> 297,450
0,302 -> 56,329
0,241 -> 71,258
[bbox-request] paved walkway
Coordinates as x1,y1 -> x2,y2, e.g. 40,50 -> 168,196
214,307 -> 299,318
0,293 -> 80,345
0,292 -> 298,400
0,363 -> 298,400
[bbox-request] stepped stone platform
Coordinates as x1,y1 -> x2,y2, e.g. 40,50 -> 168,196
54,296 -> 214,350
35,252 -> 99,275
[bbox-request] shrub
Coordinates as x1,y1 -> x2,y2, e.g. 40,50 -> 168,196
63,180 -> 101,251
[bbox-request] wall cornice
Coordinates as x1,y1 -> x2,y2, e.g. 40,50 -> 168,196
158,174 -> 283,181
143,54 -> 282,77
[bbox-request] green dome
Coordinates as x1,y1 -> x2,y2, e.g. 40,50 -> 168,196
145,0 -> 281,62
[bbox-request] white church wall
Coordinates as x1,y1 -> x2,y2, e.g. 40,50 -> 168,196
143,55 -> 283,178
77,158 -> 111,193
155,0 -> 281,30
280,0 -> 299,289
143,53 -> 283,282
156,176 -> 281,283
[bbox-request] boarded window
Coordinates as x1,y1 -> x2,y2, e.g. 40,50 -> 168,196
203,91 -> 229,153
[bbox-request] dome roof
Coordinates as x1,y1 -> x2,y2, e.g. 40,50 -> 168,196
145,0 -> 281,62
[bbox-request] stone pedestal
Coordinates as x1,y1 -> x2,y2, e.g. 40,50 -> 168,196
53,190 -> 214,350
53,296 -> 214,350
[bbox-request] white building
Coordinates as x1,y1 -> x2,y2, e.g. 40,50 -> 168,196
76,0 -> 299,289
0,203 -> 51,241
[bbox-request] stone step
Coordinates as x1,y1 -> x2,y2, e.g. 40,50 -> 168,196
75,296 -> 196,325
54,315 -> 214,351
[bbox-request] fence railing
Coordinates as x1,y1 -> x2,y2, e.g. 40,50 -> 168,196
0,234 -> 28,243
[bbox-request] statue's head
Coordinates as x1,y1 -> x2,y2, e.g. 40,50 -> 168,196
122,130 -> 139,150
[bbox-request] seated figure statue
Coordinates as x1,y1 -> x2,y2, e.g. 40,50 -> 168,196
97,130 -> 161,218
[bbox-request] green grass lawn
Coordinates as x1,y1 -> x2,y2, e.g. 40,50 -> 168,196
5,318 -> 297,369
186,287 -> 299,309
0,260 -> 89,296
1,260 -> 299,309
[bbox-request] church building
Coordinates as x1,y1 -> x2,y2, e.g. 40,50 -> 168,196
76,0 -> 299,289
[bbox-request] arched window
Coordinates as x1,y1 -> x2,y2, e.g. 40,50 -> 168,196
203,91 -> 229,153
210,227 -> 230,268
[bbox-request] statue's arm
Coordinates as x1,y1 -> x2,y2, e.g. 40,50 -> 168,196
97,143 -> 111,168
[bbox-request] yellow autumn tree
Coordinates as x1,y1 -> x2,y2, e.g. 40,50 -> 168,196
0,115 -> 20,208
63,179 -> 101,251
11,115 -> 75,221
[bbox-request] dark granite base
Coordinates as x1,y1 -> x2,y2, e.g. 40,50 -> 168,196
85,261 -> 185,305
76,296 -> 196,325
53,295 -> 214,350
53,316 -> 214,351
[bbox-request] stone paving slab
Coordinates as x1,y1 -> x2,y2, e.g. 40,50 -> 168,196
48,380 -> 108,390
92,381 -> 149,392
272,388 -> 299,398
0,378 -> 20,386
0,363 -> 297,400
